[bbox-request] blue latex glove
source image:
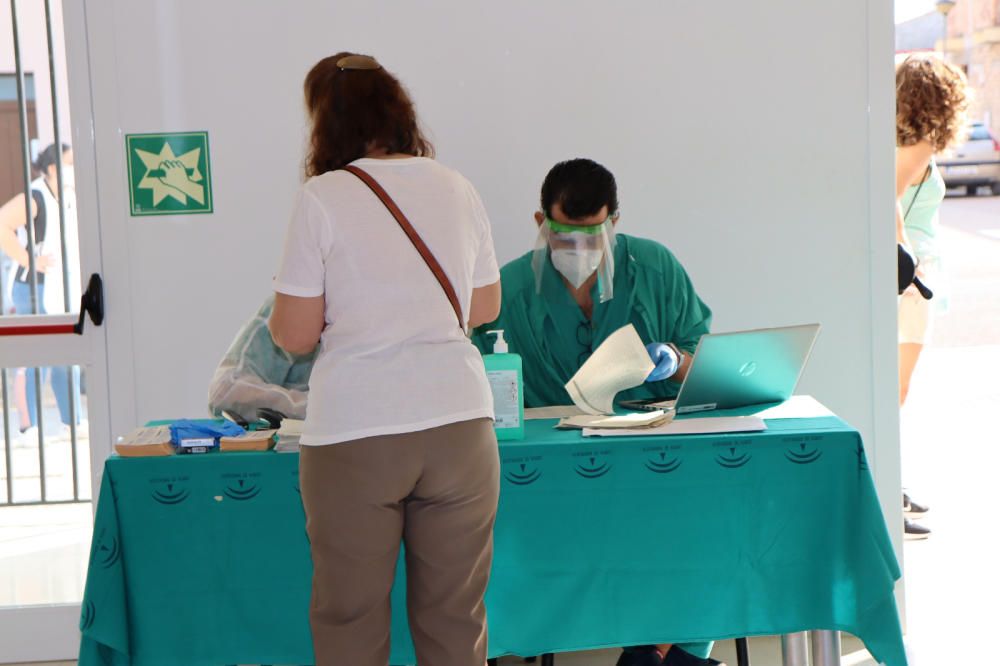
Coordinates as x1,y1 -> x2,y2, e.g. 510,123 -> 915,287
645,342 -> 680,382
169,419 -> 245,446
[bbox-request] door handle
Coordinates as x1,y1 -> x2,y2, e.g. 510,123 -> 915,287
73,273 -> 104,334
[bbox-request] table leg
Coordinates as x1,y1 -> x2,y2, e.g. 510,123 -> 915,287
809,630 -> 841,666
781,632 -> 810,666
541,654 -> 554,666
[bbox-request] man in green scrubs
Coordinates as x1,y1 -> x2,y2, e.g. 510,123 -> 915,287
471,159 -> 719,666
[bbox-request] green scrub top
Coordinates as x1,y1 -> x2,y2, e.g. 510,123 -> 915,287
472,234 -> 712,409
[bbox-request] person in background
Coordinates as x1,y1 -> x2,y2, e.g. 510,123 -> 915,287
269,52 -> 502,666
895,56 -> 969,540
471,158 -> 720,666
207,294 -> 316,423
0,143 -> 82,440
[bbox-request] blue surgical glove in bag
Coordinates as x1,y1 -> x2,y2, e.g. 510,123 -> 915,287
169,419 -> 245,448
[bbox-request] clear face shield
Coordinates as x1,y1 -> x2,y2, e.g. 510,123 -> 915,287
531,216 -> 616,303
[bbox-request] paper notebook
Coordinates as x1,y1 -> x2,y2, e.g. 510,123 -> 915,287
556,410 -> 671,430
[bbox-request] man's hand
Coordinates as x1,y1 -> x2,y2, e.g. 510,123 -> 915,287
645,342 -> 681,382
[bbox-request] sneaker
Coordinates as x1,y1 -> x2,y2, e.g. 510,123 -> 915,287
662,647 -> 726,666
52,420 -> 89,442
904,518 -> 931,540
13,426 -> 38,448
903,493 -> 929,518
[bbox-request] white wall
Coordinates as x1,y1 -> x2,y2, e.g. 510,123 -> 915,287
73,0 -> 901,548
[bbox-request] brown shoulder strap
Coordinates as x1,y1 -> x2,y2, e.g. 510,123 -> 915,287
341,164 -> 465,331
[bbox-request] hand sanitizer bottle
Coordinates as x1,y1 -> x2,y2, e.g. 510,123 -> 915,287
483,329 -> 524,441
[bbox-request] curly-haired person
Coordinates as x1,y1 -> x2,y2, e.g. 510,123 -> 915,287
895,55 -> 969,540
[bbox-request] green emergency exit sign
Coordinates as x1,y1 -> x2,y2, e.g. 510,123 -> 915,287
126,131 -> 213,216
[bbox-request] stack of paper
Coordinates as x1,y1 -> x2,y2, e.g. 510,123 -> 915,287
115,425 -> 175,457
275,419 -> 304,452
565,324 -> 654,415
557,410 -> 672,430
220,429 -> 277,452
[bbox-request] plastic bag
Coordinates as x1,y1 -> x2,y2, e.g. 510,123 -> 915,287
169,419 -> 245,445
207,295 -> 317,422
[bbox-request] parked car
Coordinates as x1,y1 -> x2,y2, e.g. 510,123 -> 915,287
937,122 -> 1000,196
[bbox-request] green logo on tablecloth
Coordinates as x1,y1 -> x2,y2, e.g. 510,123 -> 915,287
96,530 -> 121,568
503,461 -> 542,486
80,600 -> 96,631
151,479 -> 190,504
645,451 -> 683,474
574,456 -> 612,479
856,442 -> 869,471
715,446 -> 752,469
785,441 -> 822,465
126,131 -> 213,216
223,475 -> 261,501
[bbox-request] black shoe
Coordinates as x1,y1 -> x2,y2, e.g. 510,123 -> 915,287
903,492 -> 929,518
617,646 -> 664,666
662,647 -> 725,666
904,518 -> 931,540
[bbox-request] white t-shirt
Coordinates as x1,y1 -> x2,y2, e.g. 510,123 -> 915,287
273,157 -> 500,445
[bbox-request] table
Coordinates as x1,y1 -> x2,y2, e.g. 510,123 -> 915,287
78,415 -> 906,666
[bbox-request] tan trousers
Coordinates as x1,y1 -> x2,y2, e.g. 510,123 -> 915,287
300,418 -> 499,666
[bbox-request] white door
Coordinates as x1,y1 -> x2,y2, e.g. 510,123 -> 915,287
0,0 -> 111,661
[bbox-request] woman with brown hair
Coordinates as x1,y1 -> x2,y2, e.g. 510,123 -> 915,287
269,52 -> 503,665
895,55 -> 969,539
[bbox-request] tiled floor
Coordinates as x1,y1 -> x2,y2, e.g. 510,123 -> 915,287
890,194 -> 1000,666
0,397 -> 93,609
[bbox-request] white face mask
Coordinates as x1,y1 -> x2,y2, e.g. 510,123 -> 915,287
551,248 -> 604,288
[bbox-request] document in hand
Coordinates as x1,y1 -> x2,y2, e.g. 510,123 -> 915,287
565,324 -> 654,415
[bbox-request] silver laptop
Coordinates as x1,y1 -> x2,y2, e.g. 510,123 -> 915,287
669,324 -> 820,414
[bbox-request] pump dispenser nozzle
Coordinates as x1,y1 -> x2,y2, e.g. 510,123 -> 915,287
487,329 -> 508,354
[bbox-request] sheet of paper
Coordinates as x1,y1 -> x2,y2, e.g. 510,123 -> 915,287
220,429 -> 276,443
277,418 -> 305,436
583,415 -> 766,437
749,395 -> 834,419
118,425 -> 172,446
558,410 -> 671,430
565,324 -> 654,415
525,406 -> 587,420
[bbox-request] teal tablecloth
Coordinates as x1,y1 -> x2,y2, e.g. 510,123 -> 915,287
78,416 -> 906,666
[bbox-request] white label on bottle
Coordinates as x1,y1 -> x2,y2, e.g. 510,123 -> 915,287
486,369 -> 520,429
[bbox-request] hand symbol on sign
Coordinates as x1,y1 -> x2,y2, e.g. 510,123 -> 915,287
157,159 -> 205,204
